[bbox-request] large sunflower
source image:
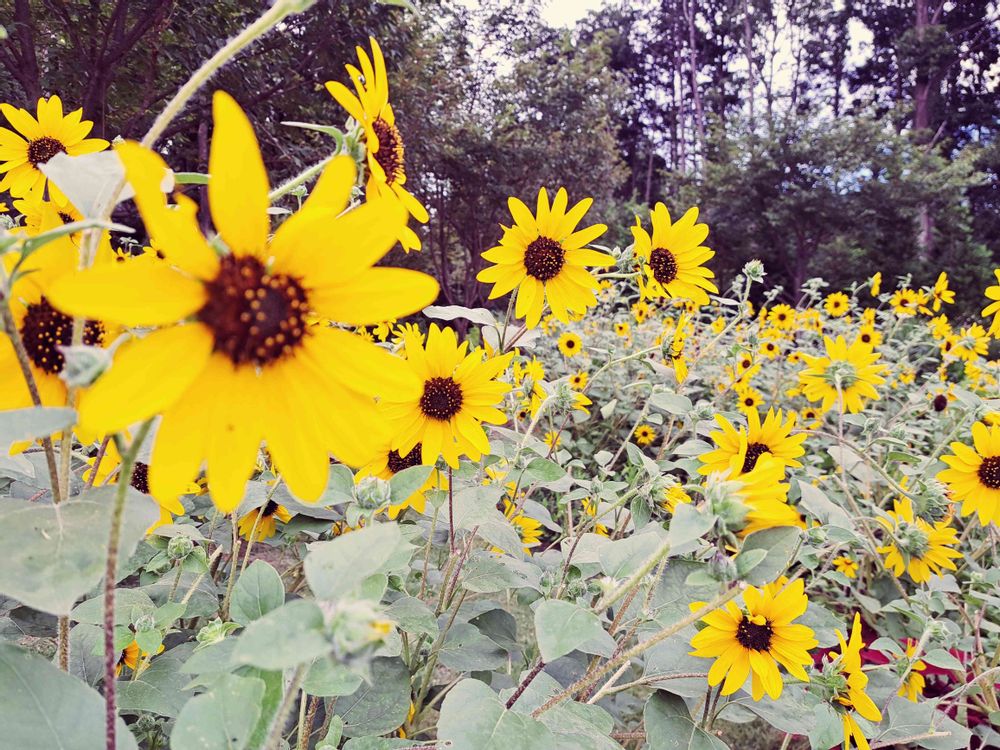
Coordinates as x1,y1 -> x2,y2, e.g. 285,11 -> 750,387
325,37 -> 427,252
876,496 -> 961,583
632,203 -> 717,306
699,408 -> 806,476
356,441 -> 447,519
380,324 -> 513,467
0,95 -> 108,203
798,335 -> 885,413
689,576 -> 817,701
727,450 -> 805,535
937,421 -> 1000,526
47,92 -> 438,511
476,187 -> 612,329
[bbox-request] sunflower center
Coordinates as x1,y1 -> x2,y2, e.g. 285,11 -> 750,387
387,444 -> 423,474
419,377 -> 463,421
261,500 -> 279,517
649,247 -> 678,285
27,136 -> 67,166
932,394 -> 948,412
198,255 -> 308,367
736,615 -> 773,651
524,237 -> 565,281
742,442 -> 770,473
978,456 -> 1000,489
897,524 -> 930,559
130,463 -> 150,494
371,117 -> 405,185
20,296 -> 104,374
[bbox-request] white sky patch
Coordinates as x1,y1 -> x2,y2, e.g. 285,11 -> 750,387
541,0 -> 606,27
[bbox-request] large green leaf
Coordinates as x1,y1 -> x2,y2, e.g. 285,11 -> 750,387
117,646 -> 193,718
438,679 -> 555,749
534,600 -> 616,662
0,406 -> 75,450
170,673 -> 265,750
644,691 -> 729,750
0,643 -> 138,749
231,599 -> 330,670
736,527 -> 801,585
229,560 -> 285,627
304,523 -> 411,601
339,657 -> 412,738
0,488 -> 159,615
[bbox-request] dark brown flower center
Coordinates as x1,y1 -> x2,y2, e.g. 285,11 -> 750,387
371,117 -> 405,185
649,247 -> 678,285
27,136 -> 66,167
932,394 -> 948,412
130,462 -> 150,494
860,332 -> 872,344
419,377 -> 463,420
744,396 -> 755,407
524,237 -> 565,281
198,255 -> 308,367
978,456 -> 1000,489
736,616 -> 773,651
20,296 -> 103,374
261,500 -> 279,517
742,442 -> 770,473
387,444 -> 422,474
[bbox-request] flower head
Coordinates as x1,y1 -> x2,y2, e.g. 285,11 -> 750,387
876,496 -> 961,583
632,203 -> 717,306
798,336 -> 885,413
937,422 -> 1000,526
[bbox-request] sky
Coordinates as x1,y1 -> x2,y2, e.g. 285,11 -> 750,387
540,0 -> 606,27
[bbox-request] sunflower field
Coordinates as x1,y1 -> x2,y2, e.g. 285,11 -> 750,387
1,2 -> 1000,750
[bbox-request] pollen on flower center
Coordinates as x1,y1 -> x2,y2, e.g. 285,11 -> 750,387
978,456 -> 1000,489
20,296 -> 104,374
523,237 -> 565,281
26,136 -> 67,166
736,615 -> 773,651
649,247 -> 679,285
742,442 -> 770,473
371,117 -> 405,185
130,462 -> 150,494
198,255 -> 308,367
387,444 -> 423,474
419,377 -> 464,420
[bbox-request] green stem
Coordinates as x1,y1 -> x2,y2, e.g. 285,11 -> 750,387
263,664 -> 308,750
269,156 -> 333,202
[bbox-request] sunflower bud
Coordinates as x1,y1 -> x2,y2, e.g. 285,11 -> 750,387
742,259 -> 766,284
355,476 -> 392,511
912,480 -> 951,522
896,524 -> 930,559
57,344 -> 112,388
167,536 -> 195,562
195,618 -> 240,650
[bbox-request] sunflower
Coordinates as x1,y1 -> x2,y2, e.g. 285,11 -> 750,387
734,384 -> 763,414
857,324 -> 882,348
876,496 -> 960,583
632,203 -> 717,306
569,371 -> 588,390
870,272 -> 882,296
582,497 -> 610,536
48,92 -> 438,511
325,37 -> 427,251
937,422 -> 1000,526
381,323 -> 513,468
558,332 -> 582,357
761,340 -> 780,359
798,336 -> 885,413
499,499 -> 543,555
890,288 -> 929,316
898,639 -> 926,702
543,431 -> 561,450
12,194 -> 82,236
634,424 -> 657,447
824,292 -> 849,317
476,187 -> 612,328
613,321 -> 630,338
115,635 -> 163,676
827,613 -> 882,750
699,408 -> 806,476
0,95 -> 109,203
689,576 -> 817,701
930,272 -> 954,311
832,555 -> 858,579
237,500 -> 292,541
982,270 -> 1000,335
357,442 -> 446,518
662,484 -> 692,514
768,304 -> 796,330
949,324 -> 988,362
631,300 -> 650,323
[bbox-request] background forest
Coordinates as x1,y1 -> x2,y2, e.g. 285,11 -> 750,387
2,0 -> 998,313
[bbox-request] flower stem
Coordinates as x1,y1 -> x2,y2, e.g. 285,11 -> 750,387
269,156 -> 333,202
263,664 -> 307,750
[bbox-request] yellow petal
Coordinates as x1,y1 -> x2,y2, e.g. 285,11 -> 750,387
311,267 -> 439,326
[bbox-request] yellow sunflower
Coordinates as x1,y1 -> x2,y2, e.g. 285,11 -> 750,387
890,288 -> 929,316
982,270 -> 1000,335
48,92 -> 438,511
798,336 -> 885,413
699,408 -> 806,476
115,638 -> 162,676
824,292 -> 849,317
726,449 -> 805,535
662,484 -> 692,514
930,272 -> 954,311
937,422 -> 1000,526
0,95 -> 108,203
476,187 -> 612,328
569,371 -> 588,390
768,304 -> 796,330
828,613 -> 882,750
237,500 -> 292,541
634,424 -> 657,446
832,555 -> 858,579
357,442 -> 447,518
499,499 -> 543,555
325,37 -> 427,251
558,331 -> 582,357
898,639 -> 926,702
870,272 -> 882,296
632,203 -> 717,306
734,384 -> 763,414
380,323 -> 513,468
689,576 -> 817,701
876,496 -> 961,583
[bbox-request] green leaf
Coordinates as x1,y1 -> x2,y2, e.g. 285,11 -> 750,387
231,599 -> 330,670
644,691 -> 729,750
0,642 -> 138,749
71,589 -> 156,625
599,530 -> 667,577
733,548 -> 767,578
117,647 -> 193,718
304,523 -> 411,601
173,172 -> 209,185
523,456 -> 566,483
304,656 -> 364,697
921,648 -> 964,671
68,624 -> 104,686
535,600 -> 615,662
385,596 -> 438,637
438,679 -> 555,749
339,657 -> 411,738
388,465 -> 433,506
650,392 -> 693,415
0,488 -> 159,615
737,527 -> 801,585
0,406 -> 75,450
438,622 -> 508,671
229,560 -> 285,627
876,697 -> 971,750
460,553 -> 527,593
666,504 -> 715,554
797,483 -> 853,528
171,673 -> 265,750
